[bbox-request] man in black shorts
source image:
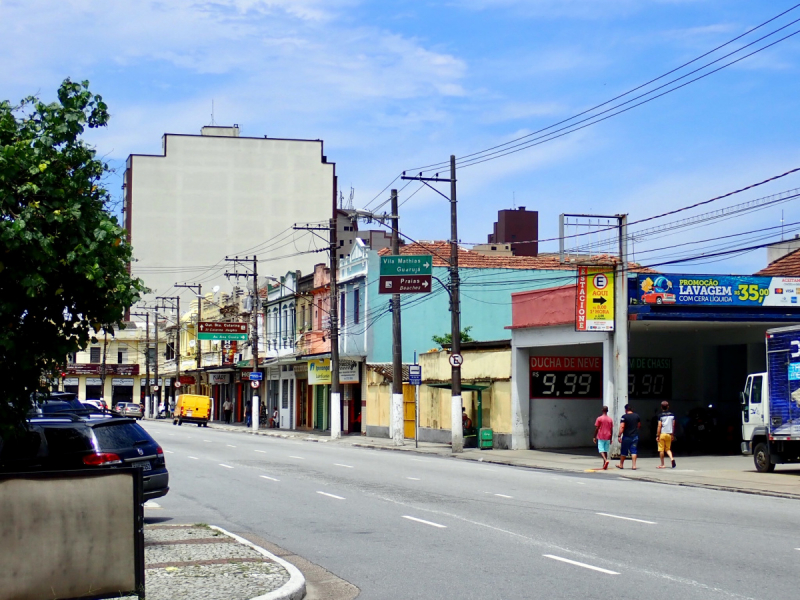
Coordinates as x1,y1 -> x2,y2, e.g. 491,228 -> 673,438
617,404 -> 641,470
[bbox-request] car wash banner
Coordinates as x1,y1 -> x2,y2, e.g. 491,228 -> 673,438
634,274 -> 800,307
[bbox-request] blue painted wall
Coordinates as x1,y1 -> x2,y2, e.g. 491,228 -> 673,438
365,251 -> 576,363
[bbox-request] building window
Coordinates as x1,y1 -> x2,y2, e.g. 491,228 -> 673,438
340,292 -> 346,328
90,347 -> 101,363
165,342 -> 175,361
67,352 -> 77,364
354,288 -> 360,325
117,346 -> 127,364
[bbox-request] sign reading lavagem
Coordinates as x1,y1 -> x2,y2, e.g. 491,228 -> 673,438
635,275 -> 800,307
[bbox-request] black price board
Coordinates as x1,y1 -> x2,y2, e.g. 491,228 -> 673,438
628,357 -> 672,400
530,356 -> 603,399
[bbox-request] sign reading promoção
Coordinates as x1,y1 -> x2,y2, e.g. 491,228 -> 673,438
634,275 -> 800,307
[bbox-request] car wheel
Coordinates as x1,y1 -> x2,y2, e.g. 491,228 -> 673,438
754,442 -> 775,473
656,297 -> 663,305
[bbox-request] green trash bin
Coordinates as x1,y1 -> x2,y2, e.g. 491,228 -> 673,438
479,428 -> 493,450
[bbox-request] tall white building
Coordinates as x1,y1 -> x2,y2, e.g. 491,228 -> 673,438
123,125 -> 336,303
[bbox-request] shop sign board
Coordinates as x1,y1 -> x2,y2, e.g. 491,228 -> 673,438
209,374 -> 230,385
340,360 -> 360,384
67,364 -> 140,376
86,378 -> 102,386
628,357 -> 672,400
241,371 -> 263,381
179,375 -> 196,385
308,359 -> 332,385
63,378 -> 79,386
111,378 -> 134,387
409,364 -> 422,386
634,274 -> 800,307
530,356 -> 602,399
576,266 -> 614,332
198,321 -> 249,341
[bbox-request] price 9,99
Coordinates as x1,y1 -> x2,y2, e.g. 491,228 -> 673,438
530,370 -> 603,399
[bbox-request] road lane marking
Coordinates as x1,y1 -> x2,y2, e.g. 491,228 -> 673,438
164,450 -> 174,454
227,445 -> 237,448
188,456 -> 199,460
219,464 -> 234,469
597,513 -> 656,525
407,477 -> 420,480
203,440 -> 212,442
144,501 -> 161,509
289,455 -> 305,459
254,450 -> 266,453
494,494 -> 513,499
543,555 -> 619,575
317,491 -> 345,500
260,476 -> 280,482
402,516 -> 447,528
334,463 -> 354,468
410,459 -> 429,462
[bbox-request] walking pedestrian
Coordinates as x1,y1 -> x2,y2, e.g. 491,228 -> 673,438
593,406 -> 613,470
617,404 -> 641,470
223,398 -> 232,424
657,401 -> 677,469
245,402 -> 251,428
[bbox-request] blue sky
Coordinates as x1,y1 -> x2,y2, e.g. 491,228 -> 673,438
3,0 -> 800,274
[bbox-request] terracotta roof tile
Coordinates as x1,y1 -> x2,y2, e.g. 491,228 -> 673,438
755,248 -> 800,276
377,241 -> 655,273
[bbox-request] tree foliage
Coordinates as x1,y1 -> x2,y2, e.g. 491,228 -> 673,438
431,326 -> 475,348
0,79 -> 146,433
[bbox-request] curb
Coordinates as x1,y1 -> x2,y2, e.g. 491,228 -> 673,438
210,526 -> 306,600
203,423 -> 800,502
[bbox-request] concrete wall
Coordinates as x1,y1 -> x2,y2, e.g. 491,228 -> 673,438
128,133 -> 334,302
365,368 -> 391,438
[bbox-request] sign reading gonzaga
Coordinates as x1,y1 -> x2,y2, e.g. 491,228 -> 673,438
634,274 -> 800,307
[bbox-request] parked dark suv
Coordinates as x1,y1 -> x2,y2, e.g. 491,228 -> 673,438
0,415 -> 169,500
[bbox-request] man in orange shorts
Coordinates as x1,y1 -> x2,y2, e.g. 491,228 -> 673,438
656,401 -> 676,469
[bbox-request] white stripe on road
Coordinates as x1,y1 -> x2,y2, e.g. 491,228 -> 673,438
219,464 -> 234,469
164,450 -> 174,454
410,459 -> 429,462
495,494 -> 513,499
227,445 -> 237,448
260,476 -> 280,482
543,555 -> 619,575
407,477 -> 420,480
597,512 -> 656,525
334,463 -> 354,468
402,516 -> 447,528
317,491 -> 345,500
144,501 -> 161,508
188,456 -> 199,460
289,456 -> 305,459
203,440 -> 212,442
254,450 -> 266,453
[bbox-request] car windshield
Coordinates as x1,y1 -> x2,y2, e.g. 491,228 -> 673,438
93,421 -> 152,450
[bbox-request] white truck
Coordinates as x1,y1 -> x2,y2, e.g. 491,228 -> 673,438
741,324 -> 800,472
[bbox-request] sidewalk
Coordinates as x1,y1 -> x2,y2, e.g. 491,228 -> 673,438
140,523 -> 304,600
206,421 -> 800,500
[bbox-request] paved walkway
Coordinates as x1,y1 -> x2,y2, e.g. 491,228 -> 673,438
203,421 -> 800,500
139,523 -> 304,600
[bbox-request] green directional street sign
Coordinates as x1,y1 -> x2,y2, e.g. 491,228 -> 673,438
197,332 -> 248,341
380,255 -> 432,276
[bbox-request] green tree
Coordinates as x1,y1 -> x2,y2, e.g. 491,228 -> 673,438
0,79 -> 146,434
431,326 -> 475,348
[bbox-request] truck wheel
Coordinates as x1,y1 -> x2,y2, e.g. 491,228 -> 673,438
178,419 -> 182,426
754,442 -> 775,473
203,422 -> 208,427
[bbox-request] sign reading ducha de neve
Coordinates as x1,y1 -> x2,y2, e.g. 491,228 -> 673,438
634,274 -> 800,307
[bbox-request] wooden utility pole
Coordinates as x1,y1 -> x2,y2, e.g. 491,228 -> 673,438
390,189 -> 404,446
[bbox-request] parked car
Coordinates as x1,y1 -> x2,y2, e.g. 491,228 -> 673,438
31,392 -> 91,416
83,399 -> 108,411
120,403 -> 144,420
0,414 -> 169,500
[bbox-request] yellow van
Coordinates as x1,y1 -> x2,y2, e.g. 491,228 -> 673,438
173,394 -> 212,427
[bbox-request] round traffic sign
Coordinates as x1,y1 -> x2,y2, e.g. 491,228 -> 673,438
250,380 -> 260,389
449,353 -> 464,367
153,385 -> 160,391
175,381 -> 181,388
593,273 -> 609,289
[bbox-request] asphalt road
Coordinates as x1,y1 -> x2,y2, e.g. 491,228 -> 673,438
141,420 -> 799,600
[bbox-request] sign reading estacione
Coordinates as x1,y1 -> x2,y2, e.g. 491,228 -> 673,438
576,266 -> 615,332
198,321 -> 249,341
380,255 -> 432,276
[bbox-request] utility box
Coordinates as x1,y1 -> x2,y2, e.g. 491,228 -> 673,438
479,428 -> 493,450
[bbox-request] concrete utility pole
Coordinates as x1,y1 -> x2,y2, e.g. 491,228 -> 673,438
224,256 -> 261,432
390,189 -> 404,446
130,312 -> 151,416
156,295 -> 181,410
611,215 -> 629,456
449,155 -> 463,453
330,213 -> 342,439
176,282 -> 203,394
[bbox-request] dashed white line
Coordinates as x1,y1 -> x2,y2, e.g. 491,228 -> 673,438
260,476 -> 280,482
410,459 -> 429,462
402,516 -> 447,528
164,450 -> 174,454
188,456 -> 199,460
317,491 -> 345,500
596,513 -> 656,525
407,477 -> 420,481
254,450 -> 266,453
494,494 -> 513,499
219,463 -> 234,469
227,445 -> 237,448
203,440 -> 212,442
334,463 -> 354,468
289,455 -> 305,460
543,555 -> 619,575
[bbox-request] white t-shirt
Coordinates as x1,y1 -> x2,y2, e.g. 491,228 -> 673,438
659,412 -> 675,435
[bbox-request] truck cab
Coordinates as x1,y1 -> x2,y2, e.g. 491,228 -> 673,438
740,372 -> 770,470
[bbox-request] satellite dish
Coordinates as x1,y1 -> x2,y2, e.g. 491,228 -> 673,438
212,285 -> 220,293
